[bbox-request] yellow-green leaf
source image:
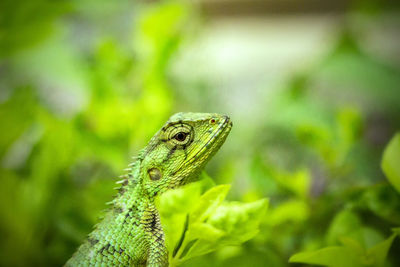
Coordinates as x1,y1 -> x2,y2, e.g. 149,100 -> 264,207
186,223 -> 225,242
189,184 -> 230,223
289,246 -> 362,267
382,133 -> 400,193
366,233 -> 397,267
208,199 -> 268,244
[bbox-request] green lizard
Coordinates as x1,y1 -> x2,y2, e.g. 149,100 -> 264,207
66,112 -> 232,267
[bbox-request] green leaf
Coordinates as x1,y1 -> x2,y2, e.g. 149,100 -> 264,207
207,199 -> 268,244
382,133 -> 400,193
274,168 -> 311,199
186,223 -> 225,242
366,233 -> 397,267
181,199 -> 268,262
326,210 -> 363,245
157,182 -> 202,216
339,237 -> 364,255
189,184 -> 230,223
198,171 -> 217,191
168,184 -> 268,266
0,87 -> 37,158
392,227 -> 400,235
362,185 -> 400,224
289,246 -> 362,267
180,239 -> 218,261
290,231 -> 399,267
266,199 -> 309,226
156,182 -> 202,255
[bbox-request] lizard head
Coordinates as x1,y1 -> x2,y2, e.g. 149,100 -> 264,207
139,112 -> 232,197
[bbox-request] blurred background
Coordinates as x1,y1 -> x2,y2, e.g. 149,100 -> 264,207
1,0 -> 400,266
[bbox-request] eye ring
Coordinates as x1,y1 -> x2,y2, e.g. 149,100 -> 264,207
164,123 -> 193,147
209,118 -> 216,124
174,132 -> 188,142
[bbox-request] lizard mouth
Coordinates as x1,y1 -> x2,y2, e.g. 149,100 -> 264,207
189,116 -> 232,163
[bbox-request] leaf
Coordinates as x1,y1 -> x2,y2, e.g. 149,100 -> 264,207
156,182 -> 202,255
189,184 -> 230,223
290,231 -> 399,267
366,233 -> 397,267
382,133 -> 400,193
0,87 -> 37,158
186,223 -> 225,242
171,187 -> 268,265
177,224 -> 226,262
338,237 -> 364,256
180,239 -> 218,261
361,227 -> 385,250
392,227 -> 400,235
198,171 -> 217,191
336,107 -> 363,145
289,246 -> 362,267
274,168 -> 311,199
362,185 -> 400,224
266,199 -> 309,226
207,199 -> 268,244
157,182 -> 202,216
326,210 -> 363,245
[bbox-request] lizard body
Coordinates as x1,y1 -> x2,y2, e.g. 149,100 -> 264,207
66,112 -> 232,267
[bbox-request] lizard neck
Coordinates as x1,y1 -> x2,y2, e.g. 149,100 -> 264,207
66,161 -> 164,266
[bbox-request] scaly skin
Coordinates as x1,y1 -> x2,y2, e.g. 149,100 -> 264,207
66,112 -> 232,267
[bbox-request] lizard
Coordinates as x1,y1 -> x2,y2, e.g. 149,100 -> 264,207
65,112 -> 232,267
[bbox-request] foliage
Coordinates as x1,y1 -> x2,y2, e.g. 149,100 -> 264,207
382,133 -> 400,193
289,132 -> 400,266
156,174 -> 268,266
290,223 -> 399,267
290,229 -> 399,267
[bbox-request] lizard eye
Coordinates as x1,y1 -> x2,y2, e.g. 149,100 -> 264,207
165,123 -> 193,147
174,132 -> 188,142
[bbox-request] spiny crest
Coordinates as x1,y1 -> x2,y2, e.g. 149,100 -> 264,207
114,152 -> 144,187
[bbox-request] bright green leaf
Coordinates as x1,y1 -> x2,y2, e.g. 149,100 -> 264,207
157,182 -> 202,255
339,237 -> 364,255
157,182 -> 202,216
326,209 -> 363,245
180,239 -> 218,262
289,246 -> 363,267
272,168 -> 311,199
266,199 -> 309,226
366,233 -> 397,267
207,199 -> 268,244
291,231 -> 398,267
186,223 -> 225,242
169,187 -> 268,266
382,133 -> 400,193
189,184 -> 230,223
361,227 -> 385,250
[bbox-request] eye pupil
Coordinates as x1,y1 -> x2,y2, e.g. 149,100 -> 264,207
175,132 -> 187,141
